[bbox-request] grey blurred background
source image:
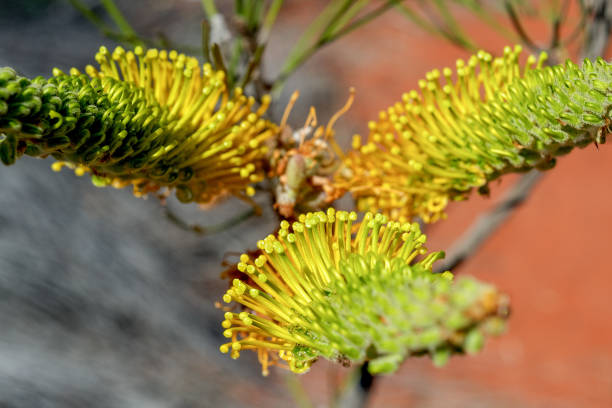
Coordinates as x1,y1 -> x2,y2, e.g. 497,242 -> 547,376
0,1 -> 318,407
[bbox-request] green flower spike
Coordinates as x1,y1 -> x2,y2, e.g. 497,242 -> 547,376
219,209 -> 509,376
336,46 -> 611,222
0,46 -> 277,204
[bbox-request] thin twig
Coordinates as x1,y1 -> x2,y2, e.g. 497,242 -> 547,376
334,362 -> 376,408
100,0 -> 143,45
164,206 -> 256,235
260,0 -> 285,42
69,0 -> 197,52
322,0 -> 370,42
227,39 -> 244,88
434,171 -> 542,273
430,0 -> 479,50
201,0 -> 218,18
549,2 -> 565,50
580,0 -> 612,60
68,0 -> 112,33
504,0 -> 542,52
211,43 -> 228,86
320,0 -> 355,41
395,3 -> 442,35
273,0 -> 356,92
561,0 -> 588,48
324,0 -> 404,47
273,0 -> 403,93
456,0 -> 519,42
239,0 -> 284,93
201,19 -> 212,62
284,374 -> 315,408
415,0 -> 478,51
239,44 -> 264,89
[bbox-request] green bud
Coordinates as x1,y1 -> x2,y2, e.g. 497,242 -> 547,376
0,133 -> 17,165
368,354 -> 403,375
432,348 -> 451,367
464,329 -> 485,355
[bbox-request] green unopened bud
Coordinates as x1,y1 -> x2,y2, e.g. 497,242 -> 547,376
464,329 -> 485,355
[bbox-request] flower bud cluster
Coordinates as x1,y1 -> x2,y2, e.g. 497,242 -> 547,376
220,209 -> 508,375
0,46 -> 277,205
336,47 -> 611,222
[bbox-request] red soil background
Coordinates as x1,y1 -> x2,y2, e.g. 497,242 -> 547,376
268,2 -> 612,407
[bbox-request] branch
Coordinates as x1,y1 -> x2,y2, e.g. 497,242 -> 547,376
201,0 -> 218,18
100,0 -> 143,45
580,0 -> 612,59
334,362 -> 376,408
273,0 -> 402,93
434,171 -> 542,273
164,206 -> 256,235
504,0 -> 542,52
69,0 -> 197,52
561,0 -> 588,49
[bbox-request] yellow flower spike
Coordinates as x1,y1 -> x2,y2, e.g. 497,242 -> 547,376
220,210 -> 509,376
0,47 -> 277,206
335,47 -> 611,222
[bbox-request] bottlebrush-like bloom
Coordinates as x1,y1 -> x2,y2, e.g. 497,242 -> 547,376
335,46 -> 611,222
219,209 -> 508,375
0,46 -> 276,204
